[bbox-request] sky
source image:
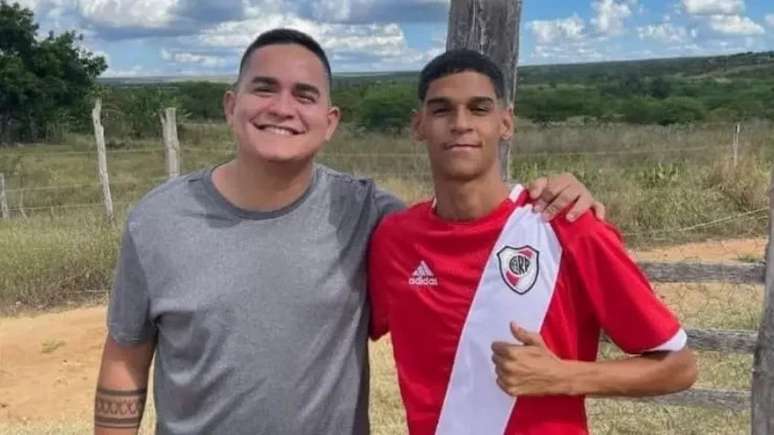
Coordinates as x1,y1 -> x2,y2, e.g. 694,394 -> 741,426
12,0 -> 774,77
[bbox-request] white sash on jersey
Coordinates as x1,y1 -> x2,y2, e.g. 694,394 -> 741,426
435,185 -> 563,435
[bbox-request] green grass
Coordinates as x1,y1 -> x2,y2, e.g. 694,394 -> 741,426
0,121 -> 769,433
40,339 -> 66,354
1,121 -> 771,311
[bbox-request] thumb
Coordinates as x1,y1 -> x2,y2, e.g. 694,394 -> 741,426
527,177 -> 547,200
510,322 -> 543,347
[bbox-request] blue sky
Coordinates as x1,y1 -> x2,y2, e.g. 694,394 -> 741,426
14,0 -> 774,77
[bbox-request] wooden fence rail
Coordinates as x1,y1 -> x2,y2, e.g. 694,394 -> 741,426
597,171 -> 773,434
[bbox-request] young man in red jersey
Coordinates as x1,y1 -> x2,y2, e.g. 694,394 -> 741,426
368,50 -> 698,435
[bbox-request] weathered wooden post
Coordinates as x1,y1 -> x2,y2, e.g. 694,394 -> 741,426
161,108 -> 181,179
447,0 -> 523,180
732,123 -> 740,168
752,169 -> 774,434
92,98 -> 114,224
0,173 -> 9,219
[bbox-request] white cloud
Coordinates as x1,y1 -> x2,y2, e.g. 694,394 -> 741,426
102,65 -> 145,77
681,0 -> 744,16
637,23 -> 691,43
90,49 -> 111,63
171,52 -> 226,67
75,0 -> 179,29
12,0 -> 42,10
591,0 -> 635,36
191,13 -> 438,71
707,15 -> 764,36
528,15 -> 586,45
306,0 -> 449,23
199,16 -> 407,57
311,0 -> 354,22
765,14 -> 774,28
532,43 -> 604,63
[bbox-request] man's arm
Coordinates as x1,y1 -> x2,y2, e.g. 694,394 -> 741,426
94,335 -> 155,434
491,323 -> 697,397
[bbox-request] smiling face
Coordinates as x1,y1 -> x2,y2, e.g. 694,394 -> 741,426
413,71 -> 513,183
223,43 -> 340,165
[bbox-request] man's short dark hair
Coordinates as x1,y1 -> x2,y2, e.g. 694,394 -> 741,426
236,28 -> 332,89
418,49 -> 506,102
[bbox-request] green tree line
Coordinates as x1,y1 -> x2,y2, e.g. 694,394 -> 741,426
3,0 -> 774,143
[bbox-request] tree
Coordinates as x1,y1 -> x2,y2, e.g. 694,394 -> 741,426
355,83 -> 415,133
649,77 -> 672,99
0,1 -> 106,144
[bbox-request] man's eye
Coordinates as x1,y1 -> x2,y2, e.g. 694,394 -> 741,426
298,94 -> 316,103
254,87 -> 273,94
472,106 -> 490,113
432,108 -> 449,115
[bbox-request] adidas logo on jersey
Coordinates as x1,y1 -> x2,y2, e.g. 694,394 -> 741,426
409,260 -> 438,286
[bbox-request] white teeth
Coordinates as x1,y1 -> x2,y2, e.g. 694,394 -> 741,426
261,126 -> 295,136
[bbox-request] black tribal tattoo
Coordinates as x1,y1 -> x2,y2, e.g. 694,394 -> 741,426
94,387 -> 147,429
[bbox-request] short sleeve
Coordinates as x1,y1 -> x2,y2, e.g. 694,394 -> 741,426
373,187 -> 405,222
367,222 -> 392,340
564,222 -> 686,354
107,222 -> 157,345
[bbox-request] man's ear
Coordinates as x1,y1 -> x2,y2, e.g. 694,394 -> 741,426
324,105 -> 341,141
411,109 -> 424,142
223,90 -> 236,126
501,105 -> 514,140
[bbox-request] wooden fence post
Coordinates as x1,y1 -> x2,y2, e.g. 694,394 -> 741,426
0,173 -> 8,219
752,169 -> 774,434
733,123 -> 740,168
447,0 -> 523,181
92,98 -> 114,224
161,108 -> 181,179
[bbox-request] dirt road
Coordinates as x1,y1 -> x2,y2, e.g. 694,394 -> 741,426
0,238 -> 766,432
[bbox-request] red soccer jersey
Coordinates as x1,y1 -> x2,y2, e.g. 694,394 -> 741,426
368,186 -> 685,435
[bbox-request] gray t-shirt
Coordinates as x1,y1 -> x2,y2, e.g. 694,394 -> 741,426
108,164 -> 403,435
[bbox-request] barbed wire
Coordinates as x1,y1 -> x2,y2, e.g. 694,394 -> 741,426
190,145 -> 729,158
5,177 -> 168,193
0,144 -> 735,159
622,208 -> 769,237
0,148 -> 166,157
6,198 -> 767,239
1,173 -> 432,193
7,200 -> 132,213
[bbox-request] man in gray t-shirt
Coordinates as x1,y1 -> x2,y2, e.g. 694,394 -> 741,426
94,29 -> 600,435
108,166 -> 401,434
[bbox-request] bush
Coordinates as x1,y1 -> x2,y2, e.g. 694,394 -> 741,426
622,97 -> 706,125
355,83 -> 416,133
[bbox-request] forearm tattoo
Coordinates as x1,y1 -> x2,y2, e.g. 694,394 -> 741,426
94,386 -> 147,429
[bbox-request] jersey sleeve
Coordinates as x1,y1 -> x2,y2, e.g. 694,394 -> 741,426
107,221 -> 157,346
563,219 -> 686,354
367,221 -> 393,340
373,186 -> 405,222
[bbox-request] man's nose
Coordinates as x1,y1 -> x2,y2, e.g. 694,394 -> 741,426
451,107 -> 473,133
267,91 -> 295,119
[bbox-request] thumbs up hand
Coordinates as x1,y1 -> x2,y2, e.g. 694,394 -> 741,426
491,322 -> 572,397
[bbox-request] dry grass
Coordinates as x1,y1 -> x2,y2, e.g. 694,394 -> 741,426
0,254 -> 764,434
1,120 -> 771,433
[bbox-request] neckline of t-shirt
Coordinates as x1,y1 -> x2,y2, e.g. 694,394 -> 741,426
199,164 -> 320,220
423,193 -> 519,228
423,185 -> 528,228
